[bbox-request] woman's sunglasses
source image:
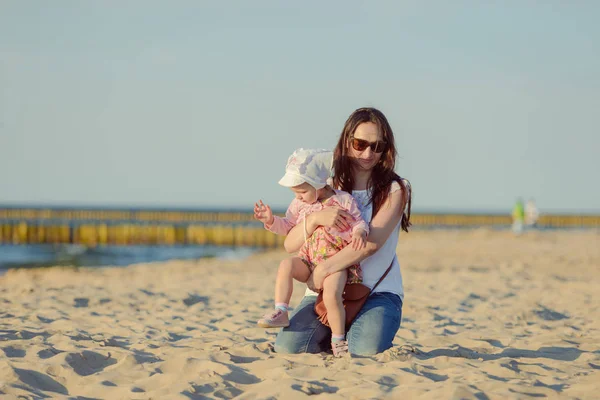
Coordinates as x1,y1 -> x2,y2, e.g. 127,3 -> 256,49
350,136 -> 387,154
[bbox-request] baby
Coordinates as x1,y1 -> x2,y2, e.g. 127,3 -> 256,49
254,148 -> 368,357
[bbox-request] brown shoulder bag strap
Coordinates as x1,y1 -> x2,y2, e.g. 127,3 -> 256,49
369,257 -> 395,293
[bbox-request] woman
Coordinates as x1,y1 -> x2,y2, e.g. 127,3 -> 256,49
274,107 -> 412,356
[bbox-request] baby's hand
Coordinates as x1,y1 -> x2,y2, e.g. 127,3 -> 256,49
351,229 -> 367,250
253,200 -> 274,225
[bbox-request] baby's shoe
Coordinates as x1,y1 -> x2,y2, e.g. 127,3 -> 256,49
257,308 -> 290,328
332,340 -> 349,357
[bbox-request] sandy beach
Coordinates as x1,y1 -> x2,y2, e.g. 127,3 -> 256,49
1,229 -> 599,399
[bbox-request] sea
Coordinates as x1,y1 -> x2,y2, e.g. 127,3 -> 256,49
0,205 -> 270,273
0,244 -> 258,274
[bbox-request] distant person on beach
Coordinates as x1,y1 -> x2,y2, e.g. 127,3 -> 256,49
254,148 -> 369,357
273,107 -> 412,356
512,198 -> 525,234
525,198 -> 540,228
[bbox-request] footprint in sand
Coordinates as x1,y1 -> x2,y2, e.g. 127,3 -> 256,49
65,350 -> 117,376
1,345 -> 25,358
74,298 -> 89,308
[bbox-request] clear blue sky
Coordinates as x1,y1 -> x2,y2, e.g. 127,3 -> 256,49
1,1 -> 598,213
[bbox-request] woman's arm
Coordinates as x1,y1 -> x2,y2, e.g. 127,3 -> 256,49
283,207 -> 355,253
283,213 -> 318,253
309,187 -> 407,289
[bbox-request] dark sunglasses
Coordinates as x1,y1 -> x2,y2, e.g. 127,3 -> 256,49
350,136 -> 387,153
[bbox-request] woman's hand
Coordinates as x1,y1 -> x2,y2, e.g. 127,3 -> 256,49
311,207 -> 354,232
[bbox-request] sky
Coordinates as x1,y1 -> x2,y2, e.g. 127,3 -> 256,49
1,1 -> 599,213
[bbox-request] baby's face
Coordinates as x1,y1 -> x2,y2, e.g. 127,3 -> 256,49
291,183 -> 318,204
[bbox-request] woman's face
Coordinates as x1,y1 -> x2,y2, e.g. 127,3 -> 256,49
347,122 -> 384,171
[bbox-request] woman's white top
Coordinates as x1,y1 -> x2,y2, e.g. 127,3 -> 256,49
304,180 -> 406,302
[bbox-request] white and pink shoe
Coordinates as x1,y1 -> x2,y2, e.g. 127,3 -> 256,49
257,308 -> 290,328
332,340 -> 349,357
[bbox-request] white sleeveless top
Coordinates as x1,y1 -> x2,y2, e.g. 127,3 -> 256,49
304,180 -> 406,302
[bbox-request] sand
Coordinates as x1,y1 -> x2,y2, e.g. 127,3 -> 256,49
1,229 -> 599,399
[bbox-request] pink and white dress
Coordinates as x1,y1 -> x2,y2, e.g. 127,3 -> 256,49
265,190 -> 369,284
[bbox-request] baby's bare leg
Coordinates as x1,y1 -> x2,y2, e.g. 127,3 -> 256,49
322,271 -> 348,336
275,257 -> 311,304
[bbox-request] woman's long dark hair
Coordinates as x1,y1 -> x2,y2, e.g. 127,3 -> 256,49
332,107 -> 412,232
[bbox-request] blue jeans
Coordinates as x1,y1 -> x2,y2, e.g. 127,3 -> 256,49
274,292 -> 403,356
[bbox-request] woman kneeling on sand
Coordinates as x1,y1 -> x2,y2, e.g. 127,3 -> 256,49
274,107 -> 412,356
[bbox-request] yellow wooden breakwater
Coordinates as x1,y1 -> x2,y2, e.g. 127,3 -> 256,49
0,209 -> 256,223
0,208 -> 598,247
0,222 -> 285,248
413,214 -> 600,228
2,208 -> 599,227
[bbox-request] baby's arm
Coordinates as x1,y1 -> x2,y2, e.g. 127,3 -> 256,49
264,200 -> 300,235
351,228 -> 368,250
